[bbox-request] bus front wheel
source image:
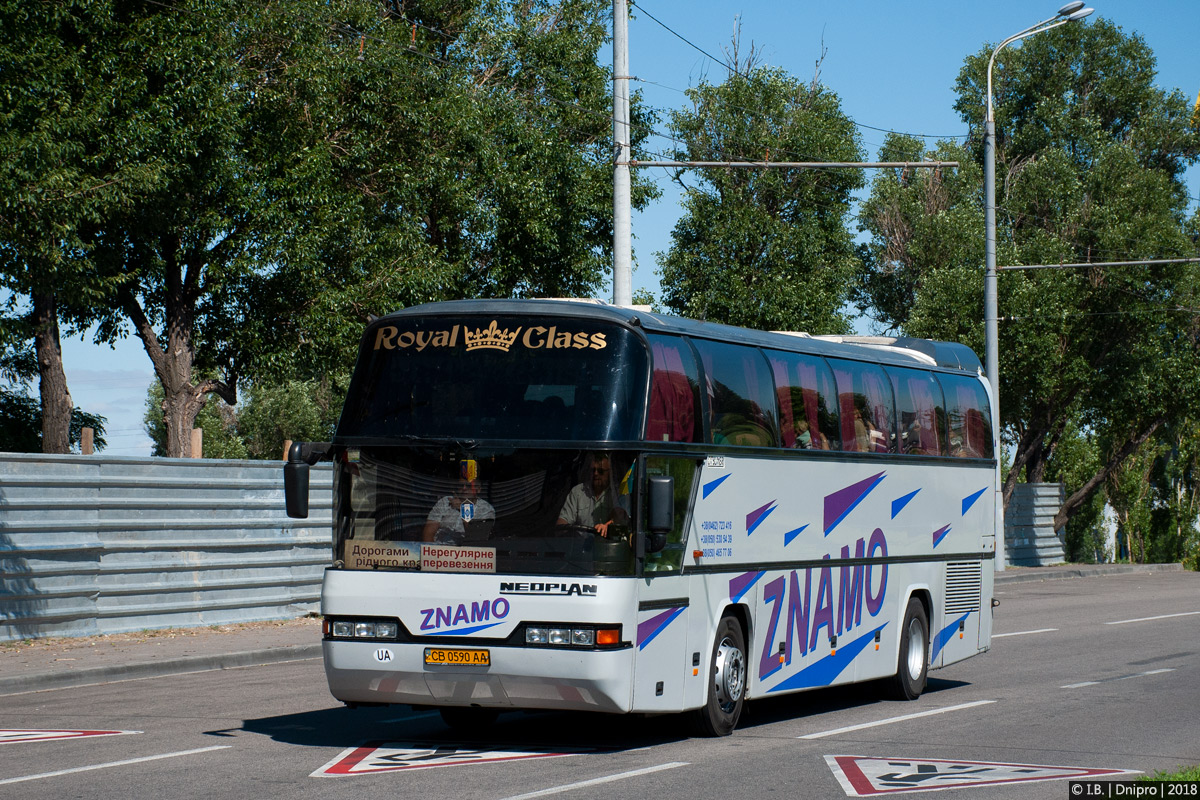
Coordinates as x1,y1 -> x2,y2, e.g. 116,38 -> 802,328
889,597 -> 929,700
692,615 -> 746,736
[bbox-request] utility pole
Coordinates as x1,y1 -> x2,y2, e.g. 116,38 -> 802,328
984,2 -> 1093,572
612,0 -> 633,307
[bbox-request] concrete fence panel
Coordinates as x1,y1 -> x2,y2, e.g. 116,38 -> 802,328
1004,482 -> 1066,566
0,454 -> 332,642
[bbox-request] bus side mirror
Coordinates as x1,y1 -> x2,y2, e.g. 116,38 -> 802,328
284,460 -> 310,518
646,476 -> 674,553
284,441 -> 332,519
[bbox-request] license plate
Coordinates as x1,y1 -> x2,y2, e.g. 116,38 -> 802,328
424,647 -> 490,666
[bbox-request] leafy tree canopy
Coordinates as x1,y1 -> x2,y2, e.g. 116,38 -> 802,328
856,18 -> 1200,531
4,0 -> 658,456
659,54 -> 864,333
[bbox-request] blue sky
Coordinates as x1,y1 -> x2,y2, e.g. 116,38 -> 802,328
58,0 -> 1200,455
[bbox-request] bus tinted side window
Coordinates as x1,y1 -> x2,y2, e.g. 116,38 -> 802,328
766,350 -> 837,450
887,366 -> 947,456
645,334 -> 703,443
938,373 -> 994,459
828,359 -> 895,454
693,340 -> 779,448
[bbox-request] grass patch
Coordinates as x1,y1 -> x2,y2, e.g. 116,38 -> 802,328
1141,764 -> 1200,781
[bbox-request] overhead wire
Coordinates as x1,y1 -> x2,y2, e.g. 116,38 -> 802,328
138,0 -> 1193,273
632,0 -> 970,143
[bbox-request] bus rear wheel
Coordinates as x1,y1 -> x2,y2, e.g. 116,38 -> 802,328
888,597 -> 929,700
691,615 -> 746,736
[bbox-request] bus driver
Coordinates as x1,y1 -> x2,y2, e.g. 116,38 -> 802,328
557,453 -> 629,538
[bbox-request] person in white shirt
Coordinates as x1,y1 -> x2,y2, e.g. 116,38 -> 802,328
422,478 -> 495,544
557,454 -> 629,537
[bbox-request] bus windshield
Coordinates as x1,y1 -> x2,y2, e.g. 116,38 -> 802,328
335,447 -> 639,577
337,315 -> 649,442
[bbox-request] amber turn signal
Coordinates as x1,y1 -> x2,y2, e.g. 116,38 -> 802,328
596,628 -> 621,646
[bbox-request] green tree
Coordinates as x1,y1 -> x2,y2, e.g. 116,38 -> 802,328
1143,420 -> 1200,564
0,1 -> 158,453
857,19 -> 1200,533
0,388 -> 107,454
1039,419 -> 1109,563
237,378 -> 345,460
142,379 -> 244,460
2,321 -> 106,452
247,0 -> 661,379
854,134 -> 991,345
659,53 -> 864,332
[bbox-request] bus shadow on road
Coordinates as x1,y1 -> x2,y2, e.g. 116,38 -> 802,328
230,678 -> 973,747
738,677 -> 974,730
231,704 -> 689,751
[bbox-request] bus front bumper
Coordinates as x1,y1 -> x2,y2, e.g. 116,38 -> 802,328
322,640 -> 635,713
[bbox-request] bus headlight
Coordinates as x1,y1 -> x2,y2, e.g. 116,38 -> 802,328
325,618 -> 400,640
523,624 -> 620,649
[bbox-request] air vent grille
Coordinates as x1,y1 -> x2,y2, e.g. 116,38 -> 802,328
945,561 -> 982,614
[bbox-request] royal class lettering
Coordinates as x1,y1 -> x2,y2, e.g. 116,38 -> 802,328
373,326 -> 460,351
758,528 -> 889,680
371,322 -> 606,352
419,597 -> 510,631
521,326 -> 607,350
499,582 -> 598,597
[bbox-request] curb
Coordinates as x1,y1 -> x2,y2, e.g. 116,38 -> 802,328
0,644 -> 323,696
994,562 -> 1185,585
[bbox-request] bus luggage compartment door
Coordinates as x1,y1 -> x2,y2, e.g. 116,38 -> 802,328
632,603 -> 689,711
935,560 -> 985,667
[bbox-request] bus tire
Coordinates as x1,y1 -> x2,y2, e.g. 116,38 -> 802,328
439,706 -> 499,731
691,614 -> 746,736
889,596 -> 929,700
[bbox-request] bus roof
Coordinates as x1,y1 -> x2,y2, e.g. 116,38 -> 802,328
381,299 -> 983,374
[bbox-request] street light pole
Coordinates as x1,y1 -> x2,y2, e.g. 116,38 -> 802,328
612,0 -> 632,307
984,2 -> 1093,571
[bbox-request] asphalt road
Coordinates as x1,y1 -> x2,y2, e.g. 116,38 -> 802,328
2,571 -> 1198,799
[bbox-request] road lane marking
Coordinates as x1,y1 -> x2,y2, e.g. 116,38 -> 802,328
0,729 -> 140,745
0,745 -> 231,786
992,628 -> 1057,639
1062,669 -> 1175,689
798,700 -> 996,740
496,762 -> 688,799
1106,611 -> 1200,625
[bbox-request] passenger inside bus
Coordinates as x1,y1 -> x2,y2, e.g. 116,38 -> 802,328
853,402 -> 887,453
791,417 -> 829,450
556,453 -> 630,538
422,477 -> 496,544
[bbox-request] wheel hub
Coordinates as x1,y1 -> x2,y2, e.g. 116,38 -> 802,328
713,637 -> 746,710
906,617 -> 925,681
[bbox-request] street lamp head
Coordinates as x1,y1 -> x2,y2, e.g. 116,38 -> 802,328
1067,7 -> 1095,21
1057,1 -> 1085,15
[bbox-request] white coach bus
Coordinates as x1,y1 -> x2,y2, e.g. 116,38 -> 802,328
284,299 -> 995,735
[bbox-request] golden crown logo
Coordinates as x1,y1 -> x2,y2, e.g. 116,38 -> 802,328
464,320 -> 521,352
